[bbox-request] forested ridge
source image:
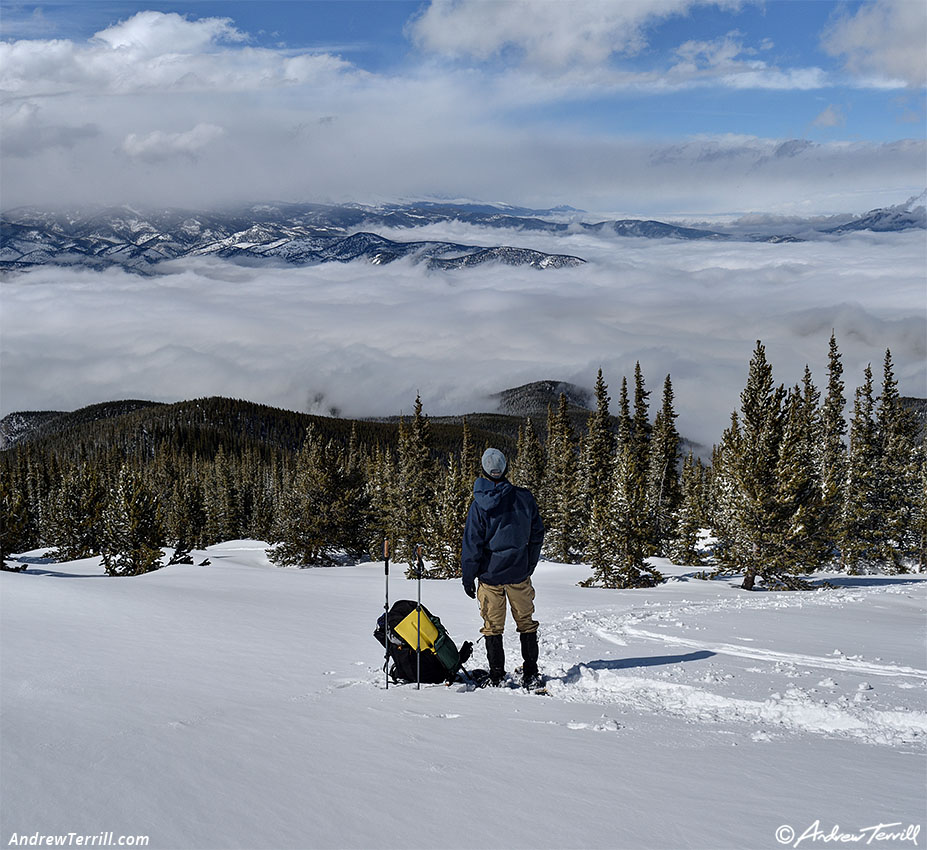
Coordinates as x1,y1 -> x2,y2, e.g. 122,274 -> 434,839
2,335 -> 924,587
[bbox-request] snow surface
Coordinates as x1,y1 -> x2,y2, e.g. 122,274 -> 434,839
2,545 -> 925,850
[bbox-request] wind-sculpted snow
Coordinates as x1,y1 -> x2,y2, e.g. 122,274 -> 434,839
535,586 -> 927,748
2,549 -> 924,849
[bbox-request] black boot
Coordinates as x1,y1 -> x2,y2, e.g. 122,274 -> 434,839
485,634 -> 505,686
520,631 -> 541,688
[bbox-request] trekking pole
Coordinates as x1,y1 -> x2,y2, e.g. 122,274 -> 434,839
383,539 -> 390,690
415,544 -> 424,690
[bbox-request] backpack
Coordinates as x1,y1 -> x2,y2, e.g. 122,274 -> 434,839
374,600 -> 472,685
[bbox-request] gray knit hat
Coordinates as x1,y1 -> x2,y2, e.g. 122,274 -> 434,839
481,448 -> 507,479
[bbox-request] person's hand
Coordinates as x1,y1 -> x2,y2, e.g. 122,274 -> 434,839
463,580 -> 476,599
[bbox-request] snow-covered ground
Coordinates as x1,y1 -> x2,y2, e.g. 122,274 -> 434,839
2,544 -> 925,850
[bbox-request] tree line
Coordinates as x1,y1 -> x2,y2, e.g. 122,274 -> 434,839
1,334 -> 923,587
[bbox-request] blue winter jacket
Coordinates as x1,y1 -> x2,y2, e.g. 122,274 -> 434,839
461,477 -> 545,587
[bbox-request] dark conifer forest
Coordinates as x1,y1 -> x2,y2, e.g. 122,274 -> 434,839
2,335 -> 924,587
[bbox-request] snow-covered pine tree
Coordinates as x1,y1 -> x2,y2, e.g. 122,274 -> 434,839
398,395 -> 437,577
460,419 -> 480,485
713,340 -> 795,589
914,445 -> 927,572
100,464 -> 163,576
48,462 -> 105,561
165,471 -> 205,564
0,466 -> 31,566
631,362 -> 651,482
872,350 -> 920,571
431,456 -> 469,579
541,394 -> 580,563
645,374 -> 682,555
579,369 -> 615,557
510,417 -> 545,495
578,370 -> 619,584
842,365 -> 879,573
773,374 -> 827,577
582,372 -> 663,588
818,332 -> 847,561
366,445 -> 399,560
670,452 -> 704,566
203,446 -> 241,545
246,464 -> 277,544
602,410 -> 663,587
268,426 -> 370,567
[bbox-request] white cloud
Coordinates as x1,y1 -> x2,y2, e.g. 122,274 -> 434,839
813,104 -> 845,128
822,0 -> 927,87
409,0 -> 740,68
0,8 -> 922,215
122,123 -> 225,162
92,10 -> 246,55
0,10 -> 354,96
1,101 -> 99,156
409,2 -> 837,93
2,229 -> 923,451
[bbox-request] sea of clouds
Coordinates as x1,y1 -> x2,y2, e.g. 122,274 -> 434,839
1,225 -> 924,450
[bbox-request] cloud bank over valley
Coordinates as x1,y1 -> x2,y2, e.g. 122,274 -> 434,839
2,224 -> 923,449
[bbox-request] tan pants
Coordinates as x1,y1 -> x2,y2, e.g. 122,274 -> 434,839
477,578 -> 538,636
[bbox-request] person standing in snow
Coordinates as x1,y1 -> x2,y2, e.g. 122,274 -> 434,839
461,448 -> 545,687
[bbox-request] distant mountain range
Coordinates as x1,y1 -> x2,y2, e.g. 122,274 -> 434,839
0,204 -> 587,274
1,196 -> 923,275
823,193 -> 927,234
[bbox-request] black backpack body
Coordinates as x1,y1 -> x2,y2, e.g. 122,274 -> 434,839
374,600 -> 472,685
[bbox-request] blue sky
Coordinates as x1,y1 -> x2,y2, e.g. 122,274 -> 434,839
1,0 -> 924,213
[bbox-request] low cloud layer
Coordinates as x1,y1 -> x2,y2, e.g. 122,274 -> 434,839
2,227 -> 923,451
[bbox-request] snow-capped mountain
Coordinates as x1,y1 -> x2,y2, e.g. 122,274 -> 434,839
0,202 -> 736,275
824,192 -> 927,234
0,205 -> 587,274
1,197 -> 922,274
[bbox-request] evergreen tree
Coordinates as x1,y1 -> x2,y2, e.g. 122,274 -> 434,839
510,417 -> 545,495
583,369 -> 662,589
774,379 -> 827,573
432,457 -> 469,579
579,369 -> 615,558
268,426 -> 370,567
165,471 -> 205,564
670,452 -> 704,565
631,362 -> 651,476
48,462 -> 106,561
586,428 -> 663,587
818,332 -> 847,560
366,445 -> 399,560
872,350 -> 920,570
398,395 -> 437,576
712,341 -> 797,589
100,465 -> 163,576
842,365 -> 879,573
541,394 -> 580,562
645,374 -> 681,554
913,443 -> 927,572
0,467 -> 31,566
203,446 -> 240,545
460,419 -> 480,484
